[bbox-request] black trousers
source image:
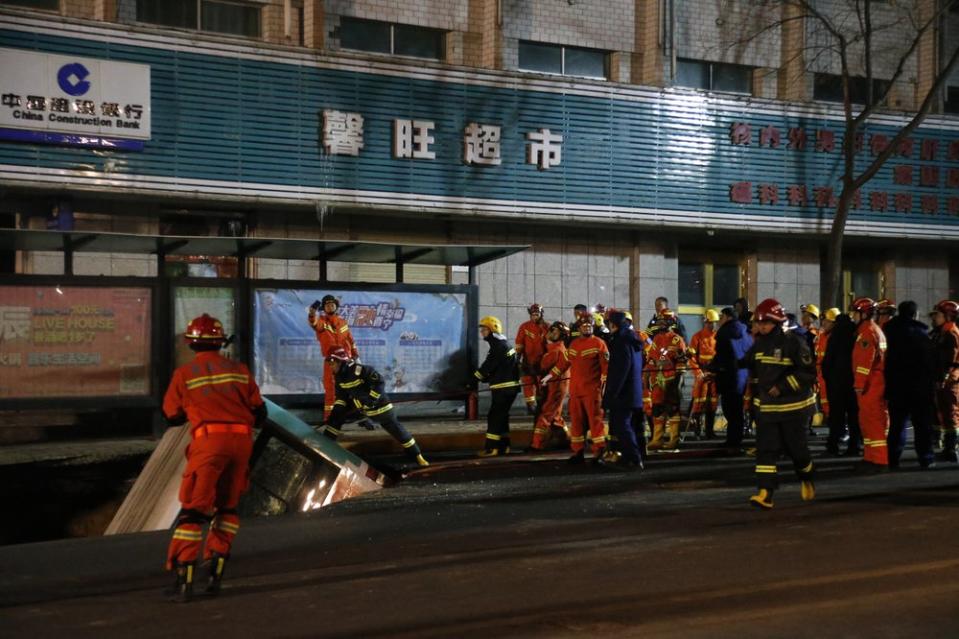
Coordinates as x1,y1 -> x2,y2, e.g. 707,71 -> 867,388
631,408 -> 648,461
325,407 -> 422,458
755,413 -> 814,492
888,396 -> 935,466
486,389 -> 518,450
720,389 -> 745,447
826,384 -> 860,451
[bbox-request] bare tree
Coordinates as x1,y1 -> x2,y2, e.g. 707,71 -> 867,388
728,0 -> 959,307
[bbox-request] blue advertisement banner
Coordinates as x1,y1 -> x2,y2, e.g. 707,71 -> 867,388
253,288 -> 468,396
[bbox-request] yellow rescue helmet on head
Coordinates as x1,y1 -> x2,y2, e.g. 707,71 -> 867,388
592,312 -> 605,327
479,316 -> 503,334
801,303 -> 820,319
703,309 -> 720,322
823,308 -> 841,322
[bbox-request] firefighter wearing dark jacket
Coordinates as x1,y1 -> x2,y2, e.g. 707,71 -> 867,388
740,299 -> 816,510
930,300 -> 959,463
475,316 -> 520,456
323,348 -> 429,467
163,314 -> 267,602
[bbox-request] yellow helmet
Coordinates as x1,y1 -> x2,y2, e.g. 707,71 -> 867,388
823,307 -> 841,322
624,311 -> 633,322
800,303 -> 821,319
703,309 -> 720,322
592,312 -> 605,327
479,315 -> 502,334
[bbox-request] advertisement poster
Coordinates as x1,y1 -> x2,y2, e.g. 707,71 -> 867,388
0,285 -> 151,399
253,288 -> 468,396
173,286 -> 236,367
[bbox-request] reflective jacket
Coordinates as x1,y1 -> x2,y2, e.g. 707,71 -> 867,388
515,319 -> 549,372
329,361 -> 393,423
741,327 -> 817,421
163,351 -> 265,432
933,321 -> 959,384
853,320 -> 886,392
565,335 -> 609,397
311,312 -> 358,358
475,333 -> 520,391
687,327 -> 716,375
646,331 -> 687,388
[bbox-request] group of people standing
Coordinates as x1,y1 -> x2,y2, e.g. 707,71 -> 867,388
473,294 -> 959,504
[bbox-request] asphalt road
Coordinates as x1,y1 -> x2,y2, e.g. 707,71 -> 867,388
3,442 -> 959,638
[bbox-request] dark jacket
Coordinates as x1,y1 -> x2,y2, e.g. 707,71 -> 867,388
603,324 -> 644,410
329,361 -> 392,426
475,333 -> 520,391
741,327 -> 817,422
822,313 -> 856,392
883,316 -> 935,403
709,318 -> 752,394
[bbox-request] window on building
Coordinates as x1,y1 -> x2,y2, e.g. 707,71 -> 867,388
678,259 -> 743,334
813,73 -> 891,105
945,86 -> 959,115
1,0 -> 59,9
518,41 -> 607,79
675,58 -> 752,94
339,17 -> 444,60
136,0 -> 261,38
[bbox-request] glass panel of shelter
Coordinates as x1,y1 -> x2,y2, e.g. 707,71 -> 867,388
678,260 -> 741,336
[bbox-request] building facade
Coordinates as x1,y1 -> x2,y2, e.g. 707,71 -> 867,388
1,0 -> 958,348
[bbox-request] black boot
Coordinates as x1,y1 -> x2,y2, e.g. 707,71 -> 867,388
567,450 -> 585,464
168,561 -> 196,603
205,554 -> 228,596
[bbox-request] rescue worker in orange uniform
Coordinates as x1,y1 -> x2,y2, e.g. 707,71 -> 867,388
529,321 -> 571,452
647,310 -> 688,450
308,295 -> 358,420
930,300 -> 959,463
876,299 -> 896,331
475,316 -> 520,456
851,297 -> 890,470
568,304 -> 590,344
688,309 -> 719,439
515,303 -> 550,415
815,308 -> 840,429
740,299 -> 816,510
323,348 -> 429,467
561,319 -> 609,463
163,314 -> 266,602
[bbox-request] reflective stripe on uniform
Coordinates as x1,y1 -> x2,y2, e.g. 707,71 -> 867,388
185,373 -> 249,390
490,381 -> 520,389
363,403 -> 393,417
486,433 -> 502,441
474,371 -> 484,380
214,520 -> 239,534
369,390 -> 381,398
856,366 -> 871,375
340,379 -> 363,388
333,399 -> 347,407
786,375 -> 800,391
755,464 -> 778,473
756,395 -> 817,412
401,438 -> 417,449
755,355 -> 794,365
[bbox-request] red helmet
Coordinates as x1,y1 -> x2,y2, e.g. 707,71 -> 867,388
754,298 -> 787,323
851,297 -> 877,316
326,347 -> 353,364
549,320 -> 570,337
877,299 -> 896,315
934,299 -> 959,320
528,303 -> 544,315
184,314 -> 226,345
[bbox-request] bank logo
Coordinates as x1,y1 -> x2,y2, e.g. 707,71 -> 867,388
57,62 -> 91,96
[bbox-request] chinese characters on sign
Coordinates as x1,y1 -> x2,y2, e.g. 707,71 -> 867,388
320,109 -> 562,169
726,122 -> 959,217
322,109 -> 364,156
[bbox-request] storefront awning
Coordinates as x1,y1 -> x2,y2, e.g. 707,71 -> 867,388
0,229 -> 527,267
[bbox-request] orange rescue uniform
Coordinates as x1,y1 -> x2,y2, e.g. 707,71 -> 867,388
853,319 -> 889,465
688,327 -> 718,416
815,330 -> 831,417
647,331 -> 687,448
311,312 -> 358,418
560,334 -> 609,454
531,340 -> 571,448
515,319 -> 550,406
162,350 -> 264,569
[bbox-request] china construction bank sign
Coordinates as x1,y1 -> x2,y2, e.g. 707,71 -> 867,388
0,47 -> 150,150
